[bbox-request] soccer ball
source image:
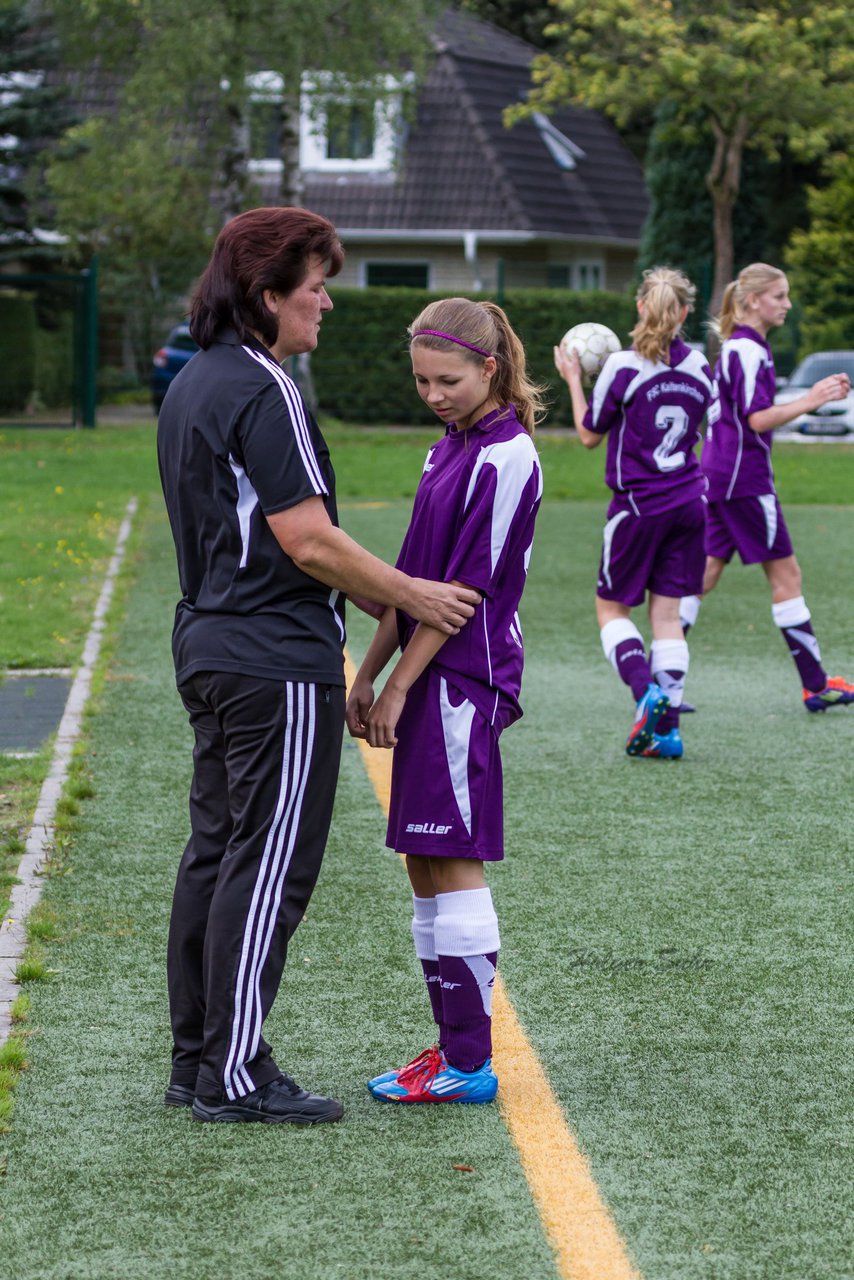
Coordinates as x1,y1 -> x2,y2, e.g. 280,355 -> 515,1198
560,322 -> 621,382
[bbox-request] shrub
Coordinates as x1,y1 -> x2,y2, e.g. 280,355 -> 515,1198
34,311 -> 75,408
0,292 -> 37,412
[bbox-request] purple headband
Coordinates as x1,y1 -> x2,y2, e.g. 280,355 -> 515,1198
412,329 -> 493,358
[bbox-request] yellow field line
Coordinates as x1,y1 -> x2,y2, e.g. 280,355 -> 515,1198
343,651 -> 641,1280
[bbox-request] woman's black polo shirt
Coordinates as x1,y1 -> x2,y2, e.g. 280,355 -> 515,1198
157,331 -> 345,687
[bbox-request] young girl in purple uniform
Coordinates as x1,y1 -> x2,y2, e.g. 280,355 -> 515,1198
554,266 -> 713,759
345,298 -> 544,1104
679,262 -> 854,712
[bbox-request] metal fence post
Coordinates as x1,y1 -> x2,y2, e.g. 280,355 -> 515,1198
82,257 -> 99,427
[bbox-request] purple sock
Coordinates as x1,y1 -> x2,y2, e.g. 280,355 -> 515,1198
772,599 -> 826,693
614,637 -> 652,702
437,952 -> 497,1073
779,621 -> 826,692
419,958 -> 445,1041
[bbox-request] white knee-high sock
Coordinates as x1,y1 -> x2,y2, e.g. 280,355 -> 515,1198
600,618 -> 651,702
411,894 -> 443,1030
679,595 -> 701,632
434,888 -> 500,1073
650,638 -> 689,708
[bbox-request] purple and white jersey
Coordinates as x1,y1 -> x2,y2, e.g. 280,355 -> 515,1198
702,325 -> 777,501
584,338 -> 712,516
395,404 -> 543,728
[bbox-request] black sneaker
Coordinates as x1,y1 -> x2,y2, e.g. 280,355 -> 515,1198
164,1083 -> 196,1108
191,1074 -> 344,1125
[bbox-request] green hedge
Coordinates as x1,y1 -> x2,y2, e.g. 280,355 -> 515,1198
313,287 -> 637,424
34,312 -> 74,408
0,293 -> 37,413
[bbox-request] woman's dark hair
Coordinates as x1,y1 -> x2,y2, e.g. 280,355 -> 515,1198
190,207 -> 344,349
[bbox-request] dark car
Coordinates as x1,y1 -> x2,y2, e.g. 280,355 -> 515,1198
151,323 -> 199,411
774,350 -> 854,437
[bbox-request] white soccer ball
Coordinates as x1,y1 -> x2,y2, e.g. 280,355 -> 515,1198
560,322 -> 621,382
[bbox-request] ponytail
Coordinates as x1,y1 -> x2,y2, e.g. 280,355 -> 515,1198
630,266 -> 696,364
713,281 -> 740,342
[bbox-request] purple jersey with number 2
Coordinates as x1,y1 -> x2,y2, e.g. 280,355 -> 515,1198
583,338 -> 713,515
701,325 -> 777,501
395,405 -> 543,728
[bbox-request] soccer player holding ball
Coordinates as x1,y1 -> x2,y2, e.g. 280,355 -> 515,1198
554,267 -> 713,758
679,263 -> 854,712
346,298 -> 544,1104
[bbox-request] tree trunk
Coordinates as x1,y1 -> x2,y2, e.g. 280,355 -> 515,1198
274,47 -> 317,410
275,41 -> 303,207
705,116 -> 750,321
219,63 -> 250,222
279,80 -> 303,207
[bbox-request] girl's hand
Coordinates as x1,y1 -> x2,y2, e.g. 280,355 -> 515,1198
553,344 -> 583,387
345,677 -> 374,739
808,373 -> 850,410
365,683 -> 406,749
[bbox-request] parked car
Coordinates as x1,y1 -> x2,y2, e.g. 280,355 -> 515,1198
151,323 -> 199,412
774,350 -> 854,437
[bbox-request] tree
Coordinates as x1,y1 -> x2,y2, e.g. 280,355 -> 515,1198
0,0 -> 71,254
51,0 -> 438,210
46,0 -> 439,371
785,153 -> 854,353
458,0 -> 559,49
506,0 -> 854,315
637,104 -> 816,326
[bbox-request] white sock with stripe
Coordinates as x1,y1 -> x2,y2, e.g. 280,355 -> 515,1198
434,888 -> 500,1073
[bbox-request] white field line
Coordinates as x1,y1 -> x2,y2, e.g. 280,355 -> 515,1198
3,669 -> 73,678
0,498 -> 138,1043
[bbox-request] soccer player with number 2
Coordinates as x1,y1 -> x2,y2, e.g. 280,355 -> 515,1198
346,298 -> 544,1104
554,266 -> 713,759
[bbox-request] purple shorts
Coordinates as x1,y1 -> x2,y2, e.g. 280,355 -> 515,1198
596,496 -> 706,607
387,667 -> 504,861
705,495 -> 794,565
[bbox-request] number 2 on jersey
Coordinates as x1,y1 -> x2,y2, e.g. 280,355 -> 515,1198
652,404 -> 689,472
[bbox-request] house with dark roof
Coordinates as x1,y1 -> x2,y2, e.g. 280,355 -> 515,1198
36,6 -> 647,302
255,8 -> 648,294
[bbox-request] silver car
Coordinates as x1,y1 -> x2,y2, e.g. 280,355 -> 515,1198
774,350 -> 854,437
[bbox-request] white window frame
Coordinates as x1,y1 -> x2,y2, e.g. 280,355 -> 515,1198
300,73 -> 408,174
574,259 -> 604,291
245,71 -> 408,175
246,70 -> 285,174
360,260 -> 433,289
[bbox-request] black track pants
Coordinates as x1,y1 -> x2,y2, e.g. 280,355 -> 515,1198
167,673 -> 344,1100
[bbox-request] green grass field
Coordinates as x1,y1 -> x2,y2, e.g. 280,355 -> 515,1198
1,423 -> 853,1279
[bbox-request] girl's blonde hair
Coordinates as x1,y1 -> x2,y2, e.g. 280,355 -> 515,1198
408,297 -> 547,433
713,262 -> 786,341
630,266 -> 697,364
